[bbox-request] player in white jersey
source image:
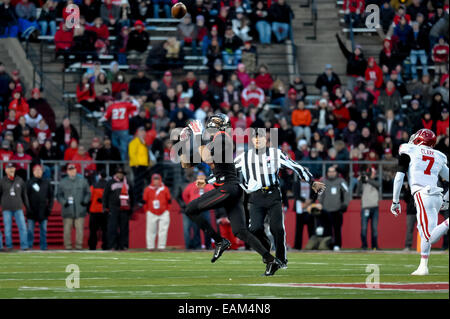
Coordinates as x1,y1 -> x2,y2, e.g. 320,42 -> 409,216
391,129 -> 449,275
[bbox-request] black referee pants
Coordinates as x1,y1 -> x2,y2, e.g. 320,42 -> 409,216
248,189 -> 286,263
185,182 -> 273,262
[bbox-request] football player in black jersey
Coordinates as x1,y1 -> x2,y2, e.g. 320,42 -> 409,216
179,113 -> 282,276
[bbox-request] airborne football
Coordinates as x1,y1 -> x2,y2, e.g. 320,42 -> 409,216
0,0 -> 448,307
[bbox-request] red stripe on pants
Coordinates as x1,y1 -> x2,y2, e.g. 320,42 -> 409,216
416,193 -> 429,241
418,193 -> 431,239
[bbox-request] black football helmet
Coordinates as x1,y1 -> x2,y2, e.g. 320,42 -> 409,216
206,113 -> 231,131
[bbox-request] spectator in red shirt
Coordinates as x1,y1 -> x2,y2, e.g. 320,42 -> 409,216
11,142 -> 32,181
3,110 -> 19,132
9,87 -> 29,120
64,138 -> 79,161
111,73 -> 129,98
432,36 -> 449,83
76,74 -> 98,113
182,171 -> 215,249
241,80 -> 265,108
254,64 -> 274,92
86,17 -> 110,41
0,140 -> 14,170
101,92 -> 137,159
392,5 -> 411,26
365,57 -> 384,89
343,0 -> 365,27
143,174 -> 172,250
436,108 -> 449,137
54,22 -> 74,66
71,145 -> 96,176
332,100 -> 351,131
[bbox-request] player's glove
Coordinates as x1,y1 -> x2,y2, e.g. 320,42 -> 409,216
312,181 -> 326,195
390,202 -> 401,217
187,119 -> 203,137
441,200 -> 449,211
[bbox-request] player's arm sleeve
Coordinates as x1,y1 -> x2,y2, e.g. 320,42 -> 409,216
278,149 -> 314,185
393,153 -> 410,202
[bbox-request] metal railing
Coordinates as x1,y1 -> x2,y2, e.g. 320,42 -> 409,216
0,160 -> 185,196
2,159 -> 398,199
303,0 -> 318,40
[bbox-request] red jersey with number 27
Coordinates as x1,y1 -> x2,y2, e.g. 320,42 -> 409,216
104,102 -> 137,131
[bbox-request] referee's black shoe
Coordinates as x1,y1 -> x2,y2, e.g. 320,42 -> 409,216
264,258 -> 282,276
211,238 -> 231,263
280,259 -> 288,269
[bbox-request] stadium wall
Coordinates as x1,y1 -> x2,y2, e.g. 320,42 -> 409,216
11,200 -> 445,250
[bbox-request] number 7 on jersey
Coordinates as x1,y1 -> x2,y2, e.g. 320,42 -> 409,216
422,155 -> 434,175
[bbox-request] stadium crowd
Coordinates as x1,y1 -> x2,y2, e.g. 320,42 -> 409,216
0,0 -> 448,251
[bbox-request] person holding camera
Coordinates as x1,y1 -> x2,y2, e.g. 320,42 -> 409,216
57,164 -> 91,250
304,202 -> 333,250
182,171 -> 214,250
356,167 -> 380,250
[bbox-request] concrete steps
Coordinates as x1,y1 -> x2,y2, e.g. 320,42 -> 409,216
290,0 -> 347,94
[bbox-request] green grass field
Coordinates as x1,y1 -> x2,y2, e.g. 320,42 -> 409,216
0,250 -> 448,299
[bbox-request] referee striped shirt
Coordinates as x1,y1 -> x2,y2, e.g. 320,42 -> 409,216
234,147 -> 314,193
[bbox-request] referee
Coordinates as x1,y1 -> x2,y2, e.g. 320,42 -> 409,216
234,128 -> 326,268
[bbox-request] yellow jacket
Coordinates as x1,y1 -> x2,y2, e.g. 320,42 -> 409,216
128,137 -> 149,167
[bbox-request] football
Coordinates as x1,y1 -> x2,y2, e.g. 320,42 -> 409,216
171,2 -> 187,19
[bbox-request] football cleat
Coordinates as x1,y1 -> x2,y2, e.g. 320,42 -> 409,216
264,258 -> 282,276
411,266 -> 429,276
211,238 -> 231,263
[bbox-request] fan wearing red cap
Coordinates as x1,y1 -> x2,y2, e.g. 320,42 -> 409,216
11,143 -> 33,178
143,174 -> 172,250
392,128 -> 449,276
127,20 -> 150,53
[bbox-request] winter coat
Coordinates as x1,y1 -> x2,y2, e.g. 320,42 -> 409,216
319,177 -> 350,213
377,88 -> 402,113
0,175 -> 30,212
365,59 -> 383,88
291,109 -> 312,127
315,72 -> 341,94
127,29 -> 150,53
143,176 -> 171,215
356,178 -> 380,209
54,25 -> 74,50
103,177 -> 134,212
26,176 -> 53,222
57,175 -> 91,219
408,27 -> 429,51
89,178 -> 107,213
182,181 -> 214,204
269,2 -> 294,23
128,137 -> 149,167
336,34 -> 367,77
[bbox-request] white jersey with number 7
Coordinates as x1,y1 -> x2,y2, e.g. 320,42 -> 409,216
399,143 -> 448,195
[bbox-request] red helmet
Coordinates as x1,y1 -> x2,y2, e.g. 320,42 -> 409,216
410,129 -> 437,148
